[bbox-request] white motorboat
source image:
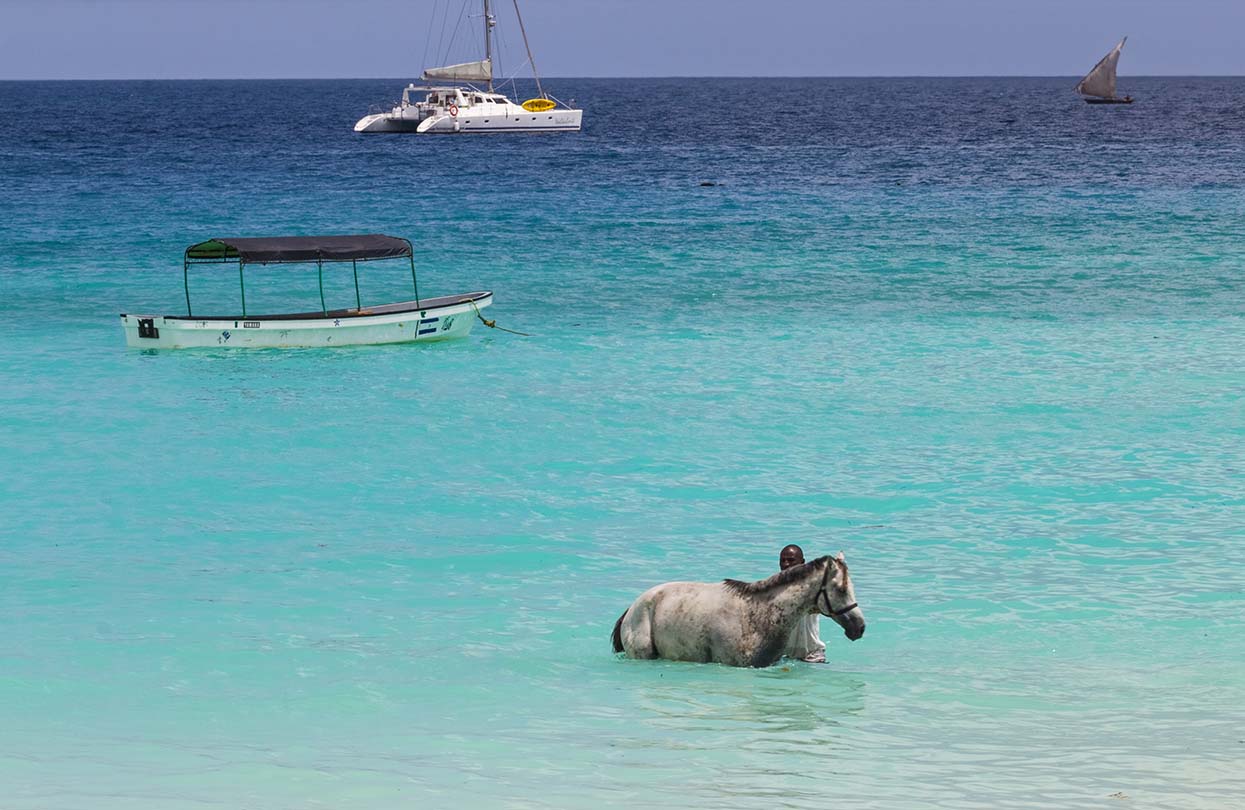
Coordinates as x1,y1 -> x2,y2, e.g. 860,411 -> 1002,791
120,235 -> 493,349
354,0 -> 581,134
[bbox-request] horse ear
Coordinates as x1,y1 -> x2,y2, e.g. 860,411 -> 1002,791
835,551 -> 845,562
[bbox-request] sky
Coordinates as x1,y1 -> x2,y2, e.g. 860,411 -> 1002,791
1,0 -> 1243,80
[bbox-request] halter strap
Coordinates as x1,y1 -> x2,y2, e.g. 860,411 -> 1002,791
816,560 -> 857,617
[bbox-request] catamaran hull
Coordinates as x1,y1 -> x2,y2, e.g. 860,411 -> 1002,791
120,293 -> 492,349
354,109 -> 582,134
353,112 -> 426,133
422,108 -> 582,133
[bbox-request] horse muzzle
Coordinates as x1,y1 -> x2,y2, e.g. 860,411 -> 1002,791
834,609 -> 865,641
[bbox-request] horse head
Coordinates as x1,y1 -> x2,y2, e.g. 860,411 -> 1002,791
816,552 -> 866,641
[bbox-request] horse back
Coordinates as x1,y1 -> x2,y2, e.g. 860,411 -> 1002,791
637,581 -> 746,664
615,572 -> 813,668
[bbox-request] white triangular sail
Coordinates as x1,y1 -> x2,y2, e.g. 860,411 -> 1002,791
1076,37 -> 1126,99
423,59 -> 492,83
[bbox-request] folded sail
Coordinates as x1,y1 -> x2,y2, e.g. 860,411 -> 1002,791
423,59 -> 492,82
1075,37 -> 1126,99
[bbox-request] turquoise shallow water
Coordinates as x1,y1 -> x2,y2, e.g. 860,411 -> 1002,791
2,78 -> 1245,808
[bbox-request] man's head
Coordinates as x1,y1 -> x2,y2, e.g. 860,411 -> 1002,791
779,544 -> 805,571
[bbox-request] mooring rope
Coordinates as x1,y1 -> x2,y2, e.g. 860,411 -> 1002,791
470,299 -> 531,337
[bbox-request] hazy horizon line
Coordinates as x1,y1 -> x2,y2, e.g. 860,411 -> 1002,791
4,74 -> 1244,82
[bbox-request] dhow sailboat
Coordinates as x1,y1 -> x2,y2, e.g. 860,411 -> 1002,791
1075,37 -> 1134,105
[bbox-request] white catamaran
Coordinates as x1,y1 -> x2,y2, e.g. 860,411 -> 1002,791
354,0 -> 582,134
1076,37 -> 1134,105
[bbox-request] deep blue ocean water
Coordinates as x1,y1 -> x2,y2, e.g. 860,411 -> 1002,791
2,77 -> 1244,809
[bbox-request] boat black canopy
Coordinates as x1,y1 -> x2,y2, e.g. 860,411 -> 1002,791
185,234 -> 412,265
180,234 -> 419,318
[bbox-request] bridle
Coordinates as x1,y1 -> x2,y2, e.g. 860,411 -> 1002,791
816,560 -> 858,618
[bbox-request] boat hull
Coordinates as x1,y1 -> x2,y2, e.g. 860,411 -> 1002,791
423,107 -> 582,133
1084,97 -> 1134,104
120,292 -> 492,349
354,112 -> 425,133
355,108 -> 582,134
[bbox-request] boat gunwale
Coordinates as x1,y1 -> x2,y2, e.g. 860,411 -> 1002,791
124,291 -> 492,323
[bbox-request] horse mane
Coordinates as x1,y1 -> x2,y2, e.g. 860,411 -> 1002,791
722,555 -> 832,598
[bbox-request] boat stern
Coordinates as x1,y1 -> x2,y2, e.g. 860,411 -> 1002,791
356,108 -> 432,133
354,113 -> 391,132
119,313 -> 174,348
560,108 -> 584,131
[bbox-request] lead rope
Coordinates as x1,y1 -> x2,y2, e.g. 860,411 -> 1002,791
469,299 -> 531,337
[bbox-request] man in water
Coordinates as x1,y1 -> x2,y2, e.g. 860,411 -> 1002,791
780,544 -> 826,663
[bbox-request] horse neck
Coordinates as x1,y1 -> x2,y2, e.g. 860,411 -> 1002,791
769,562 -> 826,621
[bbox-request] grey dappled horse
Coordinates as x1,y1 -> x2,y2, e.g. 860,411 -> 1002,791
611,553 -> 865,668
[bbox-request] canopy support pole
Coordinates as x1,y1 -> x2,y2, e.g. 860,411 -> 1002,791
184,257 -> 192,317
239,261 -> 247,317
410,255 -> 420,306
352,260 -> 362,310
318,259 -> 327,315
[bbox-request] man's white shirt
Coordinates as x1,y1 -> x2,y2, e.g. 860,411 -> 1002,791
784,613 -> 826,663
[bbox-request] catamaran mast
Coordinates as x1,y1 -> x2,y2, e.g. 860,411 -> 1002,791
512,0 -> 545,99
483,0 -> 495,91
